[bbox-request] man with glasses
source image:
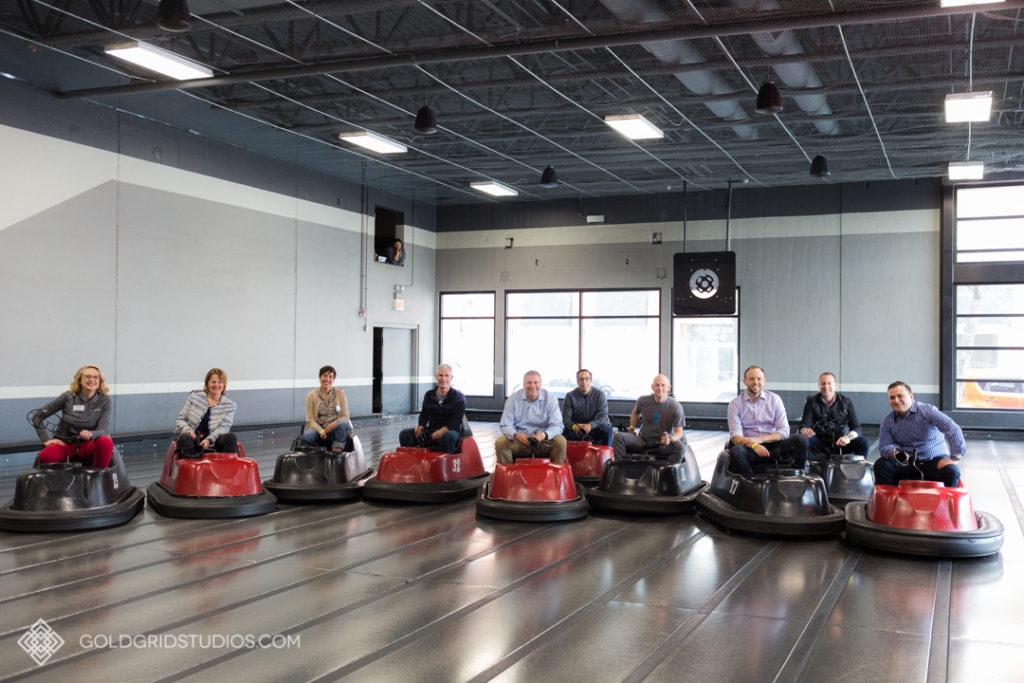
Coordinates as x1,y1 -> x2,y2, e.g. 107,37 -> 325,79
561,369 -> 614,446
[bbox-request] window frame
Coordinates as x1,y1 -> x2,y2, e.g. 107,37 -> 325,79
503,288 -> 661,400
438,291 -> 496,398
670,287 -> 741,404
942,182 -> 1024,416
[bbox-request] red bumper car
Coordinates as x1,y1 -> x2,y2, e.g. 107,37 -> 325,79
147,442 -> 277,518
476,458 -> 588,522
565,440 -> 614,486
845,480 -> 1003,557
363,435 -> 487,503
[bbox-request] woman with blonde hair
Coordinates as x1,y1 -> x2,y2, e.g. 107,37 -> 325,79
32,364 -> 114,468
174,368 -> 238,457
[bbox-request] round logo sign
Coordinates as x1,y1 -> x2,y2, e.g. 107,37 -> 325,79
689,268 -> 719,299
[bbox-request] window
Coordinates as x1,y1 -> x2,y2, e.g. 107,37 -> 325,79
952,184 -> 1024,411
439,292 -> 494,396
505,290 -> 659,400
671,290 -> 740,403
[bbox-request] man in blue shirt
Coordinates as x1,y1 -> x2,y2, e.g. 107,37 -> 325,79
496,370 -> 566,463
876,381 -> 964,487
562,368 -> 614,446
726,365 -> 807,474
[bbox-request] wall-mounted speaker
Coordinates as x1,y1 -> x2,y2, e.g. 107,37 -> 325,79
673,251 -> 736,315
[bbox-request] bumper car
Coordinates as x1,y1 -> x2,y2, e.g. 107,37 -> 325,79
0,446 -> 145,532
586,444 -> 708,515
476,457 -> 588,522
565,440 -> 614,486
363,430 -> 486,504
696,450 -> 845,536
845,479 -> 1003,558
263,435 -> 373,503
805,424 -> 874,507
147,442 -> 277,518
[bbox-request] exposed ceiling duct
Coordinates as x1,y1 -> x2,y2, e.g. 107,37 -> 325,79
735,0 -> 838,135
598,0 -> 756,139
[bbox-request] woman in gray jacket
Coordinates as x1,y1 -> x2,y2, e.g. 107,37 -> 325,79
174,368 -> 237,457
32,364 -> 114,468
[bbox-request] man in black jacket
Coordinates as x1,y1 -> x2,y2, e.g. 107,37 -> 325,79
399,364 -> 465,453
799,372 -> 870,458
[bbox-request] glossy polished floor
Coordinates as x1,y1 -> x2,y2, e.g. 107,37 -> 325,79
0,422 -> 1022,682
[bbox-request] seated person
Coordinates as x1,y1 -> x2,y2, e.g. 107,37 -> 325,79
299,365 -> 350,449
561,368 -> 614,446
385,239 -> 405,266
876,381 -> 963,487
494,370 -> 566,463
799,371 -> 870,457
174,368 -> 238,457
399,364 -> 466,454
612,374 -> 685,462
727,365 -> 807,474
32,364 -> 114,469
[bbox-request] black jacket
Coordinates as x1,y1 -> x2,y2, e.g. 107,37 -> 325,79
799,392 -> 862,440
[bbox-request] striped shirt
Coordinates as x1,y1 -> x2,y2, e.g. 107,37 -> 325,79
878,400 -> 965,461
728,389 -> 790,439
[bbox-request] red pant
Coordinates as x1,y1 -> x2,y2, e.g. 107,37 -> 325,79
39,436 -> 114,469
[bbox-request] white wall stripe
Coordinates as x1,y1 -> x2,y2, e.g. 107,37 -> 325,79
435,209 -> 938,250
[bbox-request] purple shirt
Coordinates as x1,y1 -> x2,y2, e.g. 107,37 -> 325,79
727,389 -> 790,439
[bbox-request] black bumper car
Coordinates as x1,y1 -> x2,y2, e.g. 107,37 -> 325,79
0,448 -> 145,532
476,458 -> 588,522
586,444 -> 708,515
363,432 -> 486,504
845,479 -> 1003,558
147,442 -> 277,518
806,453 -> 874,507
263,435 -> 372,503
696,451 -> 845,536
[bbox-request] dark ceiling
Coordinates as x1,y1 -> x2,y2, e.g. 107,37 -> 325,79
1,0 -> 1022,205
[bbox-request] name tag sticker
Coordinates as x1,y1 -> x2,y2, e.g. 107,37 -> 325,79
336,406 -> 341,413
72,405 -> 85,412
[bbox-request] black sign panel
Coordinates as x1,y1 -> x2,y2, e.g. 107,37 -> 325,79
672,251 -> 736,316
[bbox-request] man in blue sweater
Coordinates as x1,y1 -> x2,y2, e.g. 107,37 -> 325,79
561,369 -> 614,446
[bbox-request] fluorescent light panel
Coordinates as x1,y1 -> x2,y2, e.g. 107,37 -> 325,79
940,0 -> 1003,7
948,162 -> 984,180
104,41 -> 212,80
604,114 -> 664,140
470,181 -> 518,197
338,131 -> 407,154
945,91 -> 992,122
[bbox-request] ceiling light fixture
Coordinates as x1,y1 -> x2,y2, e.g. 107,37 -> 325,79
470,181 -> 518,197
338,131 -> 408,154
604,114 -> 664,140
413,105 -> 437,134
940,0 -> 1004,7
944,91 -> 993,123
948,162 -> 984,180
104,41 -> 212,80
755,79 -> 782,114
156,0 -> 191,33
540,166 -> 558,188
810,155 -> 830,178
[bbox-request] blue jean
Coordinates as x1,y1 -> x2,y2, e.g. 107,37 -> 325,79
300,422 -> 350,450
562,423 -> 614,446
728,434 -> 808,475
399,427 -> 460,454
806,434 -> 870,457
874,455 -> 960,487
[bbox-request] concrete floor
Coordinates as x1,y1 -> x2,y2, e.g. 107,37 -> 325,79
0,422 -> 1021,682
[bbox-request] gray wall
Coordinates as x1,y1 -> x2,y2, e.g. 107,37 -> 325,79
0,80 -> 437,447
435,183 -> 942,425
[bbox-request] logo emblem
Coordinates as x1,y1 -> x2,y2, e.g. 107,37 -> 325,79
689,268 -> 719,299
18,618 -> 64,666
